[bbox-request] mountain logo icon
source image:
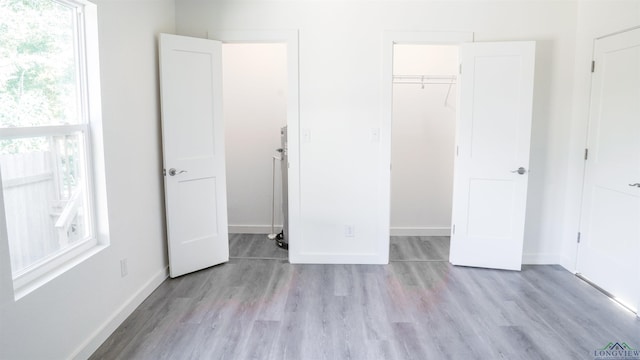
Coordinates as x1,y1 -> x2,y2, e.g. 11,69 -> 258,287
594,342 -> 640,360
601,343 -> 636,351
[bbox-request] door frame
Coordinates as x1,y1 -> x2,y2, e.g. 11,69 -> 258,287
575,26 -> 640,315
380,31 -> 474,263
208,30 -> 301,261
575,25 -> 640,270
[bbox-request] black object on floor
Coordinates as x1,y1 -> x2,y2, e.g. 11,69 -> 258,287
275,231 -> 288,250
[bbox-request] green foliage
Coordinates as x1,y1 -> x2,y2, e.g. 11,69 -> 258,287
0,138 -> 48,155
0,0 -> 79,154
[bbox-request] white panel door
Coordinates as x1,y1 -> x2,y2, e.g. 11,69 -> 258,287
159,34 -> 229,278
449,41 -> 536,271
577,28 -> 640,312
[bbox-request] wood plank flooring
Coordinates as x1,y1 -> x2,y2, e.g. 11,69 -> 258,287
229,233 -> 288,259
389,236 -> 449,261
90,236 -> 640,360
229,234 -> 450,261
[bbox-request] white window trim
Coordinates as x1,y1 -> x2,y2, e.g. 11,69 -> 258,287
0,124 -> 88,139
0,0 -> 109,301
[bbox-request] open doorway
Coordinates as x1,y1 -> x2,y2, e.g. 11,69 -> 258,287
381,33 -> 535,269
222,43 -> 289,259
389,44 -> 459,261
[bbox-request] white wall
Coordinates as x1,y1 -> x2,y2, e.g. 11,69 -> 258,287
391,45 -> 457,235
223,43 -> 287,234
176,0 -> 579,264
560,1 -> 640,271
0,2 -> 636,358
0,1 -> 175,358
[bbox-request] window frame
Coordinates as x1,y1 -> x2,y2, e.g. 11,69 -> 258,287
0,0 -> 105,299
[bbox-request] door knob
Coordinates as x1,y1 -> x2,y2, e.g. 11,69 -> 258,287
629,183 -> 640,188
168,168 -> 187,176
511,167 -> 527,175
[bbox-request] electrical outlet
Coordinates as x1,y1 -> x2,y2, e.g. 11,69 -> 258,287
120,258 -> 128,277
344,225 -> 355,238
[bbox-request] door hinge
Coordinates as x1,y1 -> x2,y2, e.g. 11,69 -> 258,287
591,60 -> 595,73
584,148 -> 589,160
577,232 -> 581,243
456,146 -> 459,156
452,224 -> 456,234
163,168 -> 166,176
459,63 -> 462,75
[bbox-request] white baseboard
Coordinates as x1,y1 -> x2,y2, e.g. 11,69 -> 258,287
390,227 -> 451,236
233,226 -> 451,236
72,266 -> 169,360
522,253 -> 561,265
229,225 -> 283,234
557,254 -> 577,273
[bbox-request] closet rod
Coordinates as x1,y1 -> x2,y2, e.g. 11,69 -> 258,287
393,81 -> 456,85
392,75 -> 457,85
393,75 -> 457,79
392,75 -> 457,105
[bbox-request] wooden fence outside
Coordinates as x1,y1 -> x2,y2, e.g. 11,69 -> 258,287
1,152 -> 60,273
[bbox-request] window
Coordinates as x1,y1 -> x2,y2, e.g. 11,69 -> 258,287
0,0 -> 102,294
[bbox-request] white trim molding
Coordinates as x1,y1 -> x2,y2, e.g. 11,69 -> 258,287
522,253 -> 563,265
71,267 -> 169,360
379,31 -> 474,264
206,30 -> 301,264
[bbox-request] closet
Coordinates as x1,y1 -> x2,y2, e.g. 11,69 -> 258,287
390,44 -> 457,244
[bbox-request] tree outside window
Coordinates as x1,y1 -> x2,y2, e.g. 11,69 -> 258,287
0,0 -> 96,279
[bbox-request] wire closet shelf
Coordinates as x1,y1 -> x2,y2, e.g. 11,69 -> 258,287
392,75 -> 457,86
392,75 -> 458,105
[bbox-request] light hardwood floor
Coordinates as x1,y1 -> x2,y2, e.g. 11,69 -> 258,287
90,236 -> 640,359
389,236 -> 449,261
229,233 -> 288,259
229,234 -> 450,261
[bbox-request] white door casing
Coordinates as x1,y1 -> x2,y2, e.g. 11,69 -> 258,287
380,32 -> 474,264
209,30 -> 300,262
159,34 -> 229,278
449,41 -> 536,271
577,28 -> 640,312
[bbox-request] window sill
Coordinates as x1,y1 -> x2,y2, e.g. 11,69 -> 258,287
13,243 -> 108,301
